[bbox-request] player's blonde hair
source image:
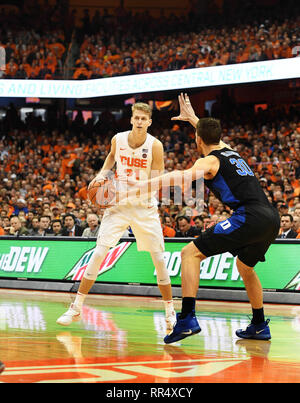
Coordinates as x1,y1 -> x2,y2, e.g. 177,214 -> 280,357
131,102 -> 152,118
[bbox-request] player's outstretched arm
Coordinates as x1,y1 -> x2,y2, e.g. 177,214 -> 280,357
149,155 -> 218,189
118,155 -> 219,204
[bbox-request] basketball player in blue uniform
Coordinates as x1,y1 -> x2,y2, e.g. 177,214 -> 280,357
134,93 -> 280,343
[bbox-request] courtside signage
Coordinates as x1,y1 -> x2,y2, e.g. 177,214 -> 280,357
0,58 -> 299,98
0,239 -> 299,291
0,246 -> 49,273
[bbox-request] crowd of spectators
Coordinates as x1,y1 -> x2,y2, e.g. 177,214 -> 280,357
1,1 -> 299,80
71,11 -> 300,80
0,1 -> 70,79
0,101 -> 299,239
0,1 -> 299,239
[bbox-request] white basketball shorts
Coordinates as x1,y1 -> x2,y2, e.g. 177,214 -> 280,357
97,204 -> 164,252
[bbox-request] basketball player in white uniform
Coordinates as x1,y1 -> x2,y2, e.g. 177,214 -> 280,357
57,103 -> 176,332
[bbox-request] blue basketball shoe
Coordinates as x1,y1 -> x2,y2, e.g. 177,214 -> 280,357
236,319 -> 271,340
164,311 -> 201,344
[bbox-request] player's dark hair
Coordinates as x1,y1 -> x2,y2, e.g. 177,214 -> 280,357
196,118 -> 222,145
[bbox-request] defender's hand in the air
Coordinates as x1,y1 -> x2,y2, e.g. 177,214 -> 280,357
171,93 -> 198,124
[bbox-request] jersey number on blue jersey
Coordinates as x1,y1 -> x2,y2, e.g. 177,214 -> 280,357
229,158 -> 254,177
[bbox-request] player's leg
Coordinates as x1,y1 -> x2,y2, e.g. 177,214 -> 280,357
57,208 -> 128,326
181,242 -> 206,299
56,243 -> 110,326
150,251 -> 176,333
164,242 -> 204,343
165,218 -> 243,343
131,206 -> 176,333
236,258 -> 263,309
233,206 -> 279,339
235,258 -> 271,340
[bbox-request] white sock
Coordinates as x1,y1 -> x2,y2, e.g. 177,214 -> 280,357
73,292 -> 86,311
164,300 -> 175,316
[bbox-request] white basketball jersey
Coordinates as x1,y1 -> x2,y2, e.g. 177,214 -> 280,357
114,130 -> 157,206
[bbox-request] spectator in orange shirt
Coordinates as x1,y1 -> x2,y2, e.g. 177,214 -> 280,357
53,138 -> 65,154
65,138 -> 80,152
288,171 -> 300,191
103,61 -> 113,76
73,63 -> 91,79
45,50 -> 57,66
236,46 -> 249,63
280,41 -> 293,58
48,40 -> 66,59
28,60 -> 41,78
195,53 -> 208,68
76,183 -> 88,201
160,215 -> 176,238
60,151 -> 76,179
5,59 -> 18,77
41,139 -> 51,156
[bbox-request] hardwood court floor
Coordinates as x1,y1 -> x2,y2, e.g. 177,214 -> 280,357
0,288 -> 300,383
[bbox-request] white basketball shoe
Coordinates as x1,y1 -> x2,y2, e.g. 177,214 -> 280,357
56,304 -> 82,326
165,310 -> 176,334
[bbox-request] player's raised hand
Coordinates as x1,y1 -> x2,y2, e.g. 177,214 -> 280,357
171,93 -> 197,122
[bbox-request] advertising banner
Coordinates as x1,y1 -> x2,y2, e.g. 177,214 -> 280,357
0,58 -> 299,98
0,239 -> 299,291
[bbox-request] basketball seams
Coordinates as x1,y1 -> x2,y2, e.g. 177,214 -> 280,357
88,179 -> 115,208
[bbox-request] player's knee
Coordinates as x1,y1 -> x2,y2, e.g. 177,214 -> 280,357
238,267 -> 255,282
151,252 -> 170,285
236,258 -> 254,279
83,244 -> 109,281
93,245 -> 109,260
181,242 -> 205,261
151,251 -> 165,264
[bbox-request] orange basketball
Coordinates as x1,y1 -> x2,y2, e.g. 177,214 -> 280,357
88,178 -> 115,208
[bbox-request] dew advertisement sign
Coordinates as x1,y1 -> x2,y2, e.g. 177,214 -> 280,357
0,239 -> 299,291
